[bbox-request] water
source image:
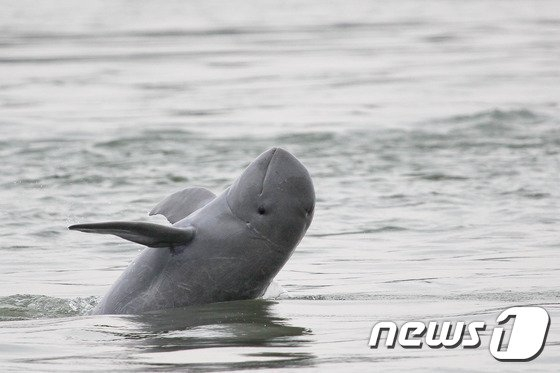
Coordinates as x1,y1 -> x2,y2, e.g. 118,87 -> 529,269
0,0 -> 559,371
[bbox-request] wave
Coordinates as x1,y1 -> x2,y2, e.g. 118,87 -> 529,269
294,290 -> 560,303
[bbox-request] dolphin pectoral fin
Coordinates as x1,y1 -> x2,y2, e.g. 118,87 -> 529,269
149,187 -> 216,224
68,221 -> 195,249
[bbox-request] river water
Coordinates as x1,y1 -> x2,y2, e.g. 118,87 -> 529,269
0,0 -> 559,371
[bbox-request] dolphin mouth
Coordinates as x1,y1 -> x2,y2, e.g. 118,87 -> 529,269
244,220 -> 286,254
223,191 -> 286,254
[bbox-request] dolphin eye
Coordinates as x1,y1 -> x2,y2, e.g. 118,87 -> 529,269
257,206 -> 266,215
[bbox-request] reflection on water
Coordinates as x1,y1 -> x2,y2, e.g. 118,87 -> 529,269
130,300 -> 314,369
134,300 -> 311,350
0,299 -> 315,371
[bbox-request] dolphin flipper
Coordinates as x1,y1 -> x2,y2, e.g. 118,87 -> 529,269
69,221 -> 195,249
150,187 -> 216,224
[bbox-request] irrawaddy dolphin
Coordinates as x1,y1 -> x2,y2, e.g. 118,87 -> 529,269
69,148 -> 315,315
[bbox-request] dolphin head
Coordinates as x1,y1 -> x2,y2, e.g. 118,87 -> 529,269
226,147 -> 315,251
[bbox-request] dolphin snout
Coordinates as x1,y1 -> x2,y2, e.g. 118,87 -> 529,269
262,147 -> 292,163
265,147 -> 294,169
264,147 -> 314,203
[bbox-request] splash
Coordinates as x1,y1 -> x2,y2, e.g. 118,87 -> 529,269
0,294 -> 98,321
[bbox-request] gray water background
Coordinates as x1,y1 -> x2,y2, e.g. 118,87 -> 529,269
0,0 -> 559,371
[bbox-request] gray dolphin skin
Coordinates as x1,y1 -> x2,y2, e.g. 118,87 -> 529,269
69,148 -> 315,315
